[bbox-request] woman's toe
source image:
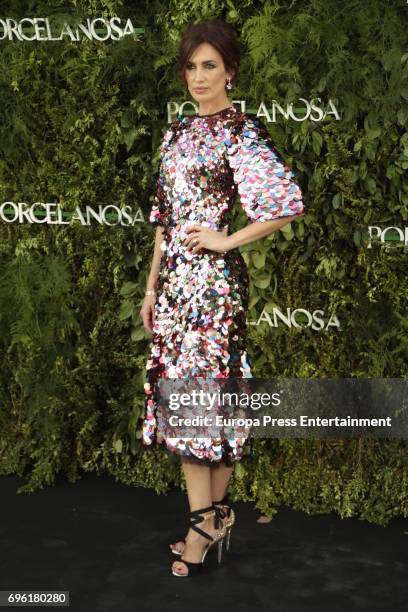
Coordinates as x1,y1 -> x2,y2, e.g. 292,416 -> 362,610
173,561 -> 187,575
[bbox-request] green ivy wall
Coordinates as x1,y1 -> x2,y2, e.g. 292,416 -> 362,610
0,0 -> 407,525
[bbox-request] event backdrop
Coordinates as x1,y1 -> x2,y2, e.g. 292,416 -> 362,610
0,0 -> 407,525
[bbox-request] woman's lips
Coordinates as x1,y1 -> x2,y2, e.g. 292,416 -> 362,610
194,88 -> 208,92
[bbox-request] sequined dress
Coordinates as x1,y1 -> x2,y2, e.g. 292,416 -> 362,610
142,105 -> 304,466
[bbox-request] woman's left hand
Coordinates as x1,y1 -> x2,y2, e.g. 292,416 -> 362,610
183,225 -> 230,254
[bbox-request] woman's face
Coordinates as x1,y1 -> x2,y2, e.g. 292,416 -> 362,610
184,42 -> 232,104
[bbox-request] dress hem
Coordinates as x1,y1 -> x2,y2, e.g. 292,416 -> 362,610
141,436 -> 253,468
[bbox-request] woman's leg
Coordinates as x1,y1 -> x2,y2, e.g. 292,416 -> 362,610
210,462 -> 234,502
170,460 -> 235,556
183,459 -> 212,510
171,458 -> 223,575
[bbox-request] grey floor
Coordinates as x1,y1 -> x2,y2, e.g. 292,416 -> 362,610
1,473 -> 406,611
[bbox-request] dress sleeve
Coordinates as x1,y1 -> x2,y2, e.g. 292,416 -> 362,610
149,120 -> 178,228
226,114 -> 305,223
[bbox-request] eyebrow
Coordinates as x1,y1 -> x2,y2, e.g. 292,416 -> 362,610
187,59 -> 217,64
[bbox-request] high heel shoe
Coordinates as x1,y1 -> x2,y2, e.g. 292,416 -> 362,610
213,493 -> 235,552
171,505 -> 226,577
169,496 -> 235,556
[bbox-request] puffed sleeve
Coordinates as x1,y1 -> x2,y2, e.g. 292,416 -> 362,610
226,114 -> 305,223
149,120 -> 178,228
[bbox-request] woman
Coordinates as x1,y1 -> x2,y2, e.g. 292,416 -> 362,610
140,19 -> 305,577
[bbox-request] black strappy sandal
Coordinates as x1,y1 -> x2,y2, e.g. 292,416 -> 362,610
170,495 -> 235,556
171,505 -> 226,577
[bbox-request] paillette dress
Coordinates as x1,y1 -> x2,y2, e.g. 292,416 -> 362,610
142,104 -> 304,466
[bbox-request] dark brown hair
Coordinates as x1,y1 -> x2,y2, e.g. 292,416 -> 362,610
176,19 -> 240,88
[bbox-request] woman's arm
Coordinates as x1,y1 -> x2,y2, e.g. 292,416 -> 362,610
146,226 -> 165,291
141,226 -> 166,332
225,215 -> 298,250
183,215 -> 300,255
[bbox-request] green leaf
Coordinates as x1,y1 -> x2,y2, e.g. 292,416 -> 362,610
120,281 -> 138,297
123,127 -> 138,152
264,301 -> 279,313
248,293 -> 261,309
113,438 -> 123,453
131,326 -> 150,341
365,177 -> 377,193
120,111 -> 132,128
252,252 -> 266,269
397,108 -> 407,125
358,161 -> 367,179
311,130 -> 323,155
241,252 -> 250,266
253,272 -> 271,289
280,223 -> 292,233
353,230 -> 361,247
332,193 -> 342,209
118,300 -> 133,321
281,225 -> 294,240
277,240 -> 290,252
366,126 -> 381,140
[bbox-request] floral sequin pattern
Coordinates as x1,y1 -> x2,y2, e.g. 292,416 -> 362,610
226,114 -> 304,223
143,106 -> 304,465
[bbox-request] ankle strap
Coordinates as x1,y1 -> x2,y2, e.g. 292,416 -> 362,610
212,494 -> 232,527
189,506 -> 215,541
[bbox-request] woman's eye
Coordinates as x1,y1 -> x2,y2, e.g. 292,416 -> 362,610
186,64 -> 215,69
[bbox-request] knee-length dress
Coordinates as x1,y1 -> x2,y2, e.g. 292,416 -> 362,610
142,104 -> 304,466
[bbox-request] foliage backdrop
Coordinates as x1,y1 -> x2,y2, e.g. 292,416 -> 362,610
0,0 -> 407,525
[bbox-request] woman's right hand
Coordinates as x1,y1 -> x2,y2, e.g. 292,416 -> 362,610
140,295 -> 156,332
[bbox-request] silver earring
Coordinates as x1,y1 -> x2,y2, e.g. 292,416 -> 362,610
226,78 -> 232,90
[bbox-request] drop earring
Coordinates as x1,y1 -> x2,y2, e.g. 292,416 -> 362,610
226,78 -> 232,90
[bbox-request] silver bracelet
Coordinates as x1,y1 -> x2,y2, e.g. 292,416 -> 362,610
145,289 -> 156,296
